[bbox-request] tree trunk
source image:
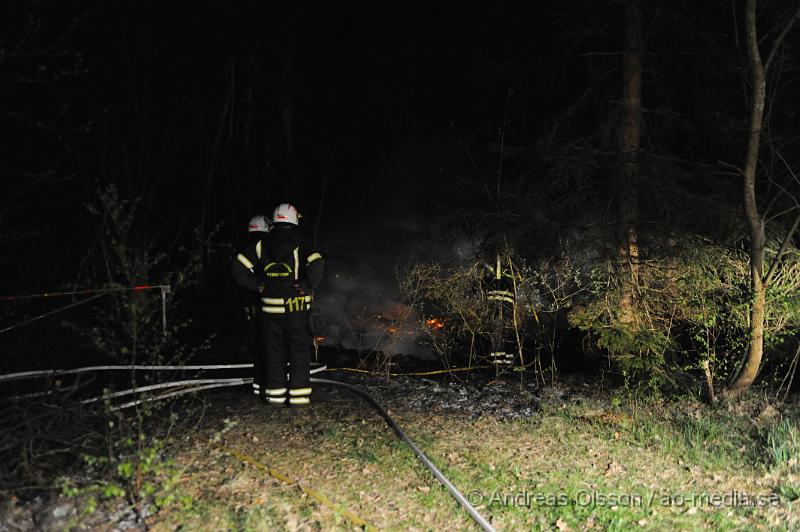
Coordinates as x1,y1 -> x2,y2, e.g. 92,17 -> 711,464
618,0 -> 642,326
726,0 -> 767,397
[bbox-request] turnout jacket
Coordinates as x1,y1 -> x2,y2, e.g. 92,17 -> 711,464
485,254 -> 515,305
231,224 -> 324,313
230,233 -> 268,307
231,233 -> 267,294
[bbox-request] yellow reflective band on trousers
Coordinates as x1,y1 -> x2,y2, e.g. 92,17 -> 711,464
488,290 -> 514,304
269,397 -> 287,404
289,387 -> 312,396
265,388 -> 287,396
237,253 -> 255,272
289,397 -> 310,405
489,289 -> 513,298
490,353 -> 512,364
307,252 -> 322,264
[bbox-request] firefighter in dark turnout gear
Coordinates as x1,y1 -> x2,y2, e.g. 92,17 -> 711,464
485,253 -> 517,366
230,215 -> 272,397
259,203 -> 323,406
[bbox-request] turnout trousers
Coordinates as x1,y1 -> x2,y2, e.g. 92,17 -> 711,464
260,310 -> 313,405
245,305 -> 266,396
489,301 -> 517,366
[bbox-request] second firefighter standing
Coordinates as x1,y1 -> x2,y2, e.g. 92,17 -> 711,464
230,214 -> 272,397
485,252 -> 518,366
232,203 -> 324,406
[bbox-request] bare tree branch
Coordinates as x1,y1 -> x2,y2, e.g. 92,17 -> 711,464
765,151 -> 800,286
765,210 -> 800,286
764,2 -> 800,73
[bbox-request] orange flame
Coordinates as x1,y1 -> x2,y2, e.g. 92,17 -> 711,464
426,317 -> 444,330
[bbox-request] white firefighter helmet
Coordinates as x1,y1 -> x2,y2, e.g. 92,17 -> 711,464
248,214 -> 270,233
272,203 -> 300,225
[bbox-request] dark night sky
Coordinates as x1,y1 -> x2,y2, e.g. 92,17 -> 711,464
2,1 -> 584,285
4,3 -> 581,204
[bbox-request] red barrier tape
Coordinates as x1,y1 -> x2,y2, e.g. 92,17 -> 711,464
0,284 -> 168,302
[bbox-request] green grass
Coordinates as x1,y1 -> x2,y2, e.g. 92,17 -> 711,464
421,396 -> 793,530
766,419 -> 800,470
57,388 -> 800,530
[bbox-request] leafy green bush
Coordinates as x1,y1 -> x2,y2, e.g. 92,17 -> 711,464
78,183 -> 212,367
60,430 -> 192,516
61,183 -> 214,516
403,232 -> 800,393
569,235 -> 800,389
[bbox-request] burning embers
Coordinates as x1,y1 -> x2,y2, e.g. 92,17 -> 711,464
376,315 -> 444,335
312,296 -> 438,358
425,317 -> 444,331
379,320 -> 413,337
369,304 -> 418,337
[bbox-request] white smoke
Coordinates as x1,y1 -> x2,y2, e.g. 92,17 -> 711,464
313,215 -> 478,361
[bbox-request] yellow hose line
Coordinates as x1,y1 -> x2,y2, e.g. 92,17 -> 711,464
218,444 -> 375,530
325,365 -> 491,377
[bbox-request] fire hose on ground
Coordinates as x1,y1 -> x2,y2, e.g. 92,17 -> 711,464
312,376 -> 496,532
0,363 -> 496,531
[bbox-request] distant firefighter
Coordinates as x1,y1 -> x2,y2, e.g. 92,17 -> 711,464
234,203 -> 324,407
231,214 -> 272,398
484,252 -> 518,366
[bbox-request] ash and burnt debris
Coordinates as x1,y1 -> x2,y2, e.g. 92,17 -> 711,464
322,367 -> 547,421
372,375 -> 542,421
3,497 -> 143,532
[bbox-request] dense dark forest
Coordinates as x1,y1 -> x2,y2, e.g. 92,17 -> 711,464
5,0 -> 800,393
2,1 -> 800,528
